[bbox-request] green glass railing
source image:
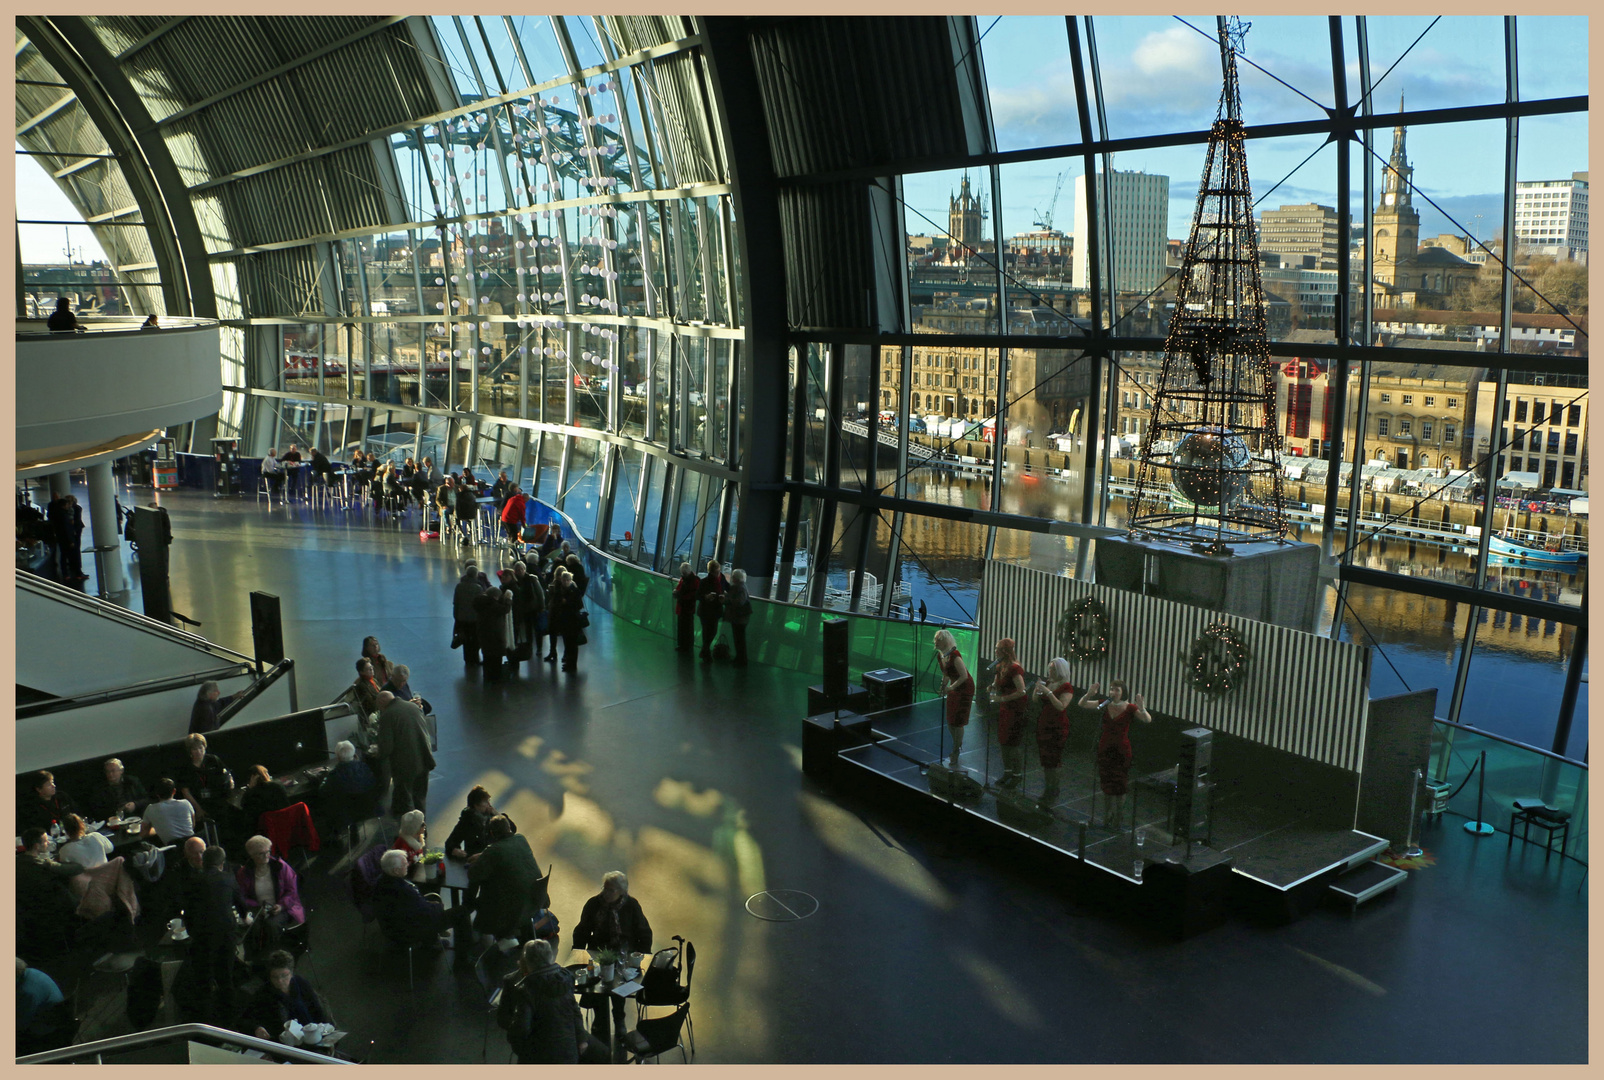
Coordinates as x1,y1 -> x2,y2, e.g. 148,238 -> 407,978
1431,721 -> 1587,863
532,499 -> 978,691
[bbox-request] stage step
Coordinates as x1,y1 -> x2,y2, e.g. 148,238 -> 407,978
1327,859 -> 1408,911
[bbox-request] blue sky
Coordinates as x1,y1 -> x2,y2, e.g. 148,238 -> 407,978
15,16 -> 1589,263
906,14 -> 1589,244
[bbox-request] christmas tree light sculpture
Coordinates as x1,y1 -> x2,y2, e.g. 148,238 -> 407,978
1127,17 -> 1288,550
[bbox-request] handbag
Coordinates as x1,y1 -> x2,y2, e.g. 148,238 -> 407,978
450,628 -> 462,650
576,609 -> 591,628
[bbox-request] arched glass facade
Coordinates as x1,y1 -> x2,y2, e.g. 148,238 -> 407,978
13,15 -> 1587,757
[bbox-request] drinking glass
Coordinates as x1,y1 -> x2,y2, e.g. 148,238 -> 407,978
1132,860 -> 1144,882
1135,827 -> 1147,848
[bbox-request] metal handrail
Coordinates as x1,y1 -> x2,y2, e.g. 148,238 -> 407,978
18,571 -> 255,662
16,1022 -> 352,1064
15,316 -> 219,339
16,663 -> 253,719
1432,716 -> 1588,769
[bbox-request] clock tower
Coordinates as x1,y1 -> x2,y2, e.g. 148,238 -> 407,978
1373,94 -> 1419,285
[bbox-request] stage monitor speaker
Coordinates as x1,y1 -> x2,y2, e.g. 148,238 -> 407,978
822,618 -> 850,702
1174,727 -> 1214,842
250,591 -> 285,665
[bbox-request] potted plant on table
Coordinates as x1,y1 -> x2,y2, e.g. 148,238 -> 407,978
593,947 -> 620,983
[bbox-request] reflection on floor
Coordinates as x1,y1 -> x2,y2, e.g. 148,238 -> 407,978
43,489 -> 1590,1063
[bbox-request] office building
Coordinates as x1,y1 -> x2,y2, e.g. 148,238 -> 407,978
1072,168 -> 1170,296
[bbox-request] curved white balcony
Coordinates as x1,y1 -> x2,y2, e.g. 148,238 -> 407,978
16,316 -> 221,475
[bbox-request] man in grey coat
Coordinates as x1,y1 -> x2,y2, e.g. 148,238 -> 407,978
376,691 -> 435,818
454,563 -> 482,666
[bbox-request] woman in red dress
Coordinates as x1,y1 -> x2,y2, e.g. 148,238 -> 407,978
1077,680 -> 1152,828
988,638 -> 1029,788
1031,658 -> 1077,807
934,630 -> 974,770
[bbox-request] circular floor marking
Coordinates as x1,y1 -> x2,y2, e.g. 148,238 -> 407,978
744,890 -> 819,922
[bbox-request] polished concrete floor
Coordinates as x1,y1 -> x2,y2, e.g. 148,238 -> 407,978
49,486 -> 1591,1062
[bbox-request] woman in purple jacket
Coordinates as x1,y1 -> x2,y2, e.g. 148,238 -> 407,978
235,834 -> 306,960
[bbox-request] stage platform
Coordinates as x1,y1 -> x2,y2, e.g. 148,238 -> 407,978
819,698 -> 1390,934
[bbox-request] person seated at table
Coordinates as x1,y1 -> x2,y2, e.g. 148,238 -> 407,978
454,478 -> 481,542
351,658 -> 382,720
55,814 -> 114,870
381,663 -> 431,717
318,741 -> 378,847
468,814 -> 541,943
241,766 -> 291,831
17,770 -> 76,835
234,835 -> 305,960
461,466 -> 480,492
372,849 -> 471,949
46,296 -> 79,332
175,733 -> 235,832
188,680 -> 241,736
498,938 -> 607,1065
380,462 -> 409,512
445,786 -> 503,861
261,448 -> 285,496
307,445 -> 337,488
389,809 -> 435,883
360,635 -> 395,686
16,829 -> 86,959
280,445 -> 303,466
491,469 -> 513,510
88,757 -> 149,822
435,475 -> 456,532
16,957 -> 74,1055
244,950 -> 331,1043
144,779 -> 196,844
572,871 -> 653,957
501,485 -> 528,545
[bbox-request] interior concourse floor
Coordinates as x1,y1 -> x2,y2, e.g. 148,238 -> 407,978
67,487 -> 1588,1063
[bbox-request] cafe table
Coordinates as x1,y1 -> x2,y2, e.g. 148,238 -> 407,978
567,948 -> 647,1063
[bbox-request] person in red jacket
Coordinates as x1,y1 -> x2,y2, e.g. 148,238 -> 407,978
500,486 -> 528,547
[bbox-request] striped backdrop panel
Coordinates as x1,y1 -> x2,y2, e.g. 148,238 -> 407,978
977,561 -> 1372,773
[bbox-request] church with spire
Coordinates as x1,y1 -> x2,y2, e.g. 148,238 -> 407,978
1367,96 -> 1475,307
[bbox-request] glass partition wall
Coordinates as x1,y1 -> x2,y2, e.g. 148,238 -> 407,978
16,16 -> 1585,763
782,15 -> 1587,761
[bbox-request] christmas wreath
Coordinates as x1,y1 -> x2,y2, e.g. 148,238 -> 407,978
1186,621 -> 1250,695
1056,595 -> 1110,662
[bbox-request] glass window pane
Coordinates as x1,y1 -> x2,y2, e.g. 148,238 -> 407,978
979,17 -> 1079,153
905,168 -> 1000,334
1361,17 -> 1505,114
1516,16 -> 1588,100
1459,607 -> 1582,751
1331,581 -> 1466,708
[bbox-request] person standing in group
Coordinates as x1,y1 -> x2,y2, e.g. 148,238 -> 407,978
672,563 -> 698,653
360,636 -> 394,686
549,568 -> 586,673
375,690 -> 435,818
1077,680 -> 1152,829
934,629 -> 975,771
47,492 -> 85,582
511,560 -> 545,667
454,562 -> 481,667
475,581 -> 513,681
564,553 -> 588,594
724,569 -> 753,667
696,558 -> 725,662
1032,658 -> 1078,808
988,638 -> 1028,789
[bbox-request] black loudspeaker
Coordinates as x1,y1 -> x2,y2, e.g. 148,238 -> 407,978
250,591 -> 285,665
133,505 -> 173,623
1173,727 -> 1214,843
822,618 -> 850,703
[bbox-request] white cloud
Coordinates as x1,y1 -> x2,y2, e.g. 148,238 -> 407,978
1130,24 -> 1215,80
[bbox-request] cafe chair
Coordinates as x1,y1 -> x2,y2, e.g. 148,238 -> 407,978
259,802 -> 321,869
255,469 -> 278,509
637,935 -> 696,1057
71,950 -> 142,1022
621,1001 -> 691,1064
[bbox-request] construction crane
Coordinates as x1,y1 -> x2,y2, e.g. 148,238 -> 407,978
1033,169 -> 1070,233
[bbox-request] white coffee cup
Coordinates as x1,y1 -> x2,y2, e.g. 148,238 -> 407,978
168,917 -> 184,934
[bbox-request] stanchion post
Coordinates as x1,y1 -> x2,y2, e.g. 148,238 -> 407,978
1464,750 -> 1495,835
1402,767 -> 1424,857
